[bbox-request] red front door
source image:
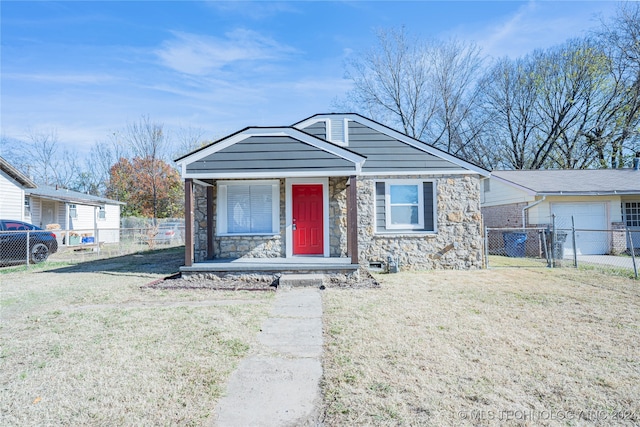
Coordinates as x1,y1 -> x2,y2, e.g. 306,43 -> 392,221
292,184 -> 324,255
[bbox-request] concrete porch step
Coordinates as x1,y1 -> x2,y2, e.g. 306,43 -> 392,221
278,274 -> 324,289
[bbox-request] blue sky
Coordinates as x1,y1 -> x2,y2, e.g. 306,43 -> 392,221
1,1 -> 619,158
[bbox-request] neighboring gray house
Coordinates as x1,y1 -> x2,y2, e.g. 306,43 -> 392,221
176,113 -> 489,273
482,167 -> 640,255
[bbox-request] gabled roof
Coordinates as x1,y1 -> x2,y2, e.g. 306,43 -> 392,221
294,113 -> 490,177
0,156 -> 37,188
26,185 -> 125,207
175,113 -> 490,178
492,169 -> 640,196
176,126 -> 367,179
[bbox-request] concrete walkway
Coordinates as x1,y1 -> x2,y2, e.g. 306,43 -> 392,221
213,288 -> 323,427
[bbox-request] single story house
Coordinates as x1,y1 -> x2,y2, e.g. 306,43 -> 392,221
24,185 -> 124,244
0,156 -> 37,220
482,167 -> 640,256
176,113 -> 489,273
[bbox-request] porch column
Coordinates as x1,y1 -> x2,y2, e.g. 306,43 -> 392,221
347,175 -> 359,265
184,178 -> 194,267
206,185 -> 214,260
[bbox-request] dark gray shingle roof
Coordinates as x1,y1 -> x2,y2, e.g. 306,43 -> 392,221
492,169 -> 640,195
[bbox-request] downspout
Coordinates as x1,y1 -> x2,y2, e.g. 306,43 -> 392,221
522,196 -> 546,229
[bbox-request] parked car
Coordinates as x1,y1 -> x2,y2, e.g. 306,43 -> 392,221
152,222 -> 184,245
0,220 -> 59,264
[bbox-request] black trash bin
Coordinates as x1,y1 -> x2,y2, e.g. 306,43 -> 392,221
553,231 -> 568,259
503,232 -> 527,257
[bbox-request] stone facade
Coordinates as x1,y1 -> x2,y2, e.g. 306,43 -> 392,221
193,175 -> 485,270
328,177 -> 348,257
356,175 -> 484,270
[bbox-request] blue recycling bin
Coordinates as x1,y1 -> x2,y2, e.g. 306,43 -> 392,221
503,232 -> 527,257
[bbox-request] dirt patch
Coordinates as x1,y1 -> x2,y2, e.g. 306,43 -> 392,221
144,273 -> 278,291
145,268 -> 380,291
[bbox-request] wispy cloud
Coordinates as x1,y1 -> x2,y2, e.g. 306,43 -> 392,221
453,1 -> 616,60
155,29 -> 298,76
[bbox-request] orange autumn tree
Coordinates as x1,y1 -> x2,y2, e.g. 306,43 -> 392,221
107,156 -> 183,220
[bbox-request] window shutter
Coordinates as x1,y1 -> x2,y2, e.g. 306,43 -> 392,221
375,182 -> 386,232
423,182 -> 434,232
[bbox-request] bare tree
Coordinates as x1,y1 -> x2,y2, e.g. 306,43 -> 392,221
24,128 -> 60,185
478,57 -> 542,169
342,27 -> 485,159
172,125 -> 209,162
590,2 -> 640,168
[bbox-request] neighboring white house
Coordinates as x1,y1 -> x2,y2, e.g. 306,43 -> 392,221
482,167 -> 640,255
0,156 -> 37,221
24,185 -> 124,244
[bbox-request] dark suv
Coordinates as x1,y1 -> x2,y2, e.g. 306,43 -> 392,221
0,220 -> 59,264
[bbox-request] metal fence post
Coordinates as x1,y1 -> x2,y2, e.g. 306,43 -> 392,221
551,214 -> 556,268
627,227 -> 638,280
484,227 -> 490,269
96,228 -> 101,256
26,229 -> 30,267
571,216 -> 578,268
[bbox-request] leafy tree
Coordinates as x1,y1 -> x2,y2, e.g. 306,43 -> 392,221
107,157 -> 182,219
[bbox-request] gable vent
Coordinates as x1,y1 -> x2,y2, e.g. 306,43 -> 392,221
329,118 -> 348,146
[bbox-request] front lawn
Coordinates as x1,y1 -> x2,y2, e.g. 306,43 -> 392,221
0,250 -> 274,425
321,268 -> 640,426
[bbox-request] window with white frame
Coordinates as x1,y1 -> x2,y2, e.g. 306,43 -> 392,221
387,182 -> 424,229
97,206 -> 106,220
24,197 -> 31,216
624,202 -> 640,227
375,180 -> 436,233
217,181 -> 280,235
69,204 -> 78,219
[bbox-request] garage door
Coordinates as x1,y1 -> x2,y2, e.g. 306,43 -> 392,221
551,203 -> 608,255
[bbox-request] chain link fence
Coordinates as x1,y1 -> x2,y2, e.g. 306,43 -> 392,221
486,216 -> 639,279
1,225 -> 185,268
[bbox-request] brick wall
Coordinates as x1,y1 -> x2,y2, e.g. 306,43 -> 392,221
482,202 -> 528,228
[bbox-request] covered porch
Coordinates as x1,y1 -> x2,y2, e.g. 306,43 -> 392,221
181,175 -> 361,273
176,127 -> 367,273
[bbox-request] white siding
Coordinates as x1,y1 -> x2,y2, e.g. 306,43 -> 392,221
98,204 -> 121,243
0,170 -> 25,220
527,195 -> 622,226
482,178 -> 534,207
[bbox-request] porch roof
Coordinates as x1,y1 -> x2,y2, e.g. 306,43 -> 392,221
176,127 -> 366,179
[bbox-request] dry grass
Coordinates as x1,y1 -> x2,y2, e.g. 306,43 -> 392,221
321,268 -> 640,426
0,249 -> 274,426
